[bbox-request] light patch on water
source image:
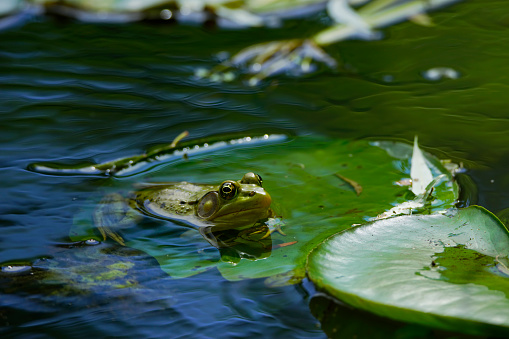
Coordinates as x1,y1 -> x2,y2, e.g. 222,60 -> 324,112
422,67 -> 460,81
160,9 -> 172,20
2,265 -> 32,274
85,239 -> 101,246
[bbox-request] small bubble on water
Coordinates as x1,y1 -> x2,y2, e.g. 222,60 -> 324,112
195,68 -> 209,78
383,74 -> 394,82
422,67 -> 460,81
248,77 -> 260,86
85,239 -> 100,246
160,9 -> 172,20
222,72 -> 235,82
251,63 -> 262,72
209,73 -> 221,82
215,51 -> 230,62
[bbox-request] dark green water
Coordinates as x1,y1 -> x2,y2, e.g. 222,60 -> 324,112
1,1 -> 509,337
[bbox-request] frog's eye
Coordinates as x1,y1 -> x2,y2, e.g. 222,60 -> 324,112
219,181 -> 238,200
255,173 -> 263,186
240,172 -> 263,186
197,192 -> 219,218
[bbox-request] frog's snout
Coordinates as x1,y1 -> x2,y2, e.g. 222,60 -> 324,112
249,186 -> 271,209
259,191 -> 271,209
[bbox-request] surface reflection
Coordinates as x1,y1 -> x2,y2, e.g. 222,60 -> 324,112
200,222 -> 274,263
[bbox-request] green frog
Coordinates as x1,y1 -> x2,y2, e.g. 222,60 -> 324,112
94,172 -> 274,245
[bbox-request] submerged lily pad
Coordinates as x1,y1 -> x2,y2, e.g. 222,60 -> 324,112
307,206 -> 509,336
0,241 -> 167,298
70,135 -> 458,284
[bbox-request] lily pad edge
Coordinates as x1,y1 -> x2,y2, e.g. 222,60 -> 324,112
305,205 -> 509,337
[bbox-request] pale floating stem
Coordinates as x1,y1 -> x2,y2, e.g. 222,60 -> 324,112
203,0 -> 461,84
314,0 -> 460,46
349,0 -> 373,5
334,172 -> 363,196
312,24 -> 359,46
361,0 -> 450,27
327,0 -> 372,35
231,41 -> 283,65
230,39 -> 336,85
359,0 -> 401,16
170,130 -> 189,148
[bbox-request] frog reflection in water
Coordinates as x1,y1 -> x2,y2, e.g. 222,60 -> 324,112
95,172 -> 277,246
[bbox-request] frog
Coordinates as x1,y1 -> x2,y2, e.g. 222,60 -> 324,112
94,172 -> 278,246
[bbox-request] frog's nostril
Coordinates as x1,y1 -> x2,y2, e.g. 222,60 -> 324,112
249,191 -> 256,197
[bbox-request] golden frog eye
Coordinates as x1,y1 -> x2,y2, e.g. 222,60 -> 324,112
255,173 -> 263,186
219,181 -> 238,200
197,192 -> 219,218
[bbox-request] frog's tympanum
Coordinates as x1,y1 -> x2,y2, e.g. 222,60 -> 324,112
94,172 -> 273,246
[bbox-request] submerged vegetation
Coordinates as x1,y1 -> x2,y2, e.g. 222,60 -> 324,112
2,0 -> 461,83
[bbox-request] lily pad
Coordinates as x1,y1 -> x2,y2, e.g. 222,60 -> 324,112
70,135 -> 458,284
307,206 -> 509,336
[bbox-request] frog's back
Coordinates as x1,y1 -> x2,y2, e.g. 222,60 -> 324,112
132,182 -> 215,219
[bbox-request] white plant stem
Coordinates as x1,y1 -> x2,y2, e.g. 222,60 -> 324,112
313,0 -> 460,46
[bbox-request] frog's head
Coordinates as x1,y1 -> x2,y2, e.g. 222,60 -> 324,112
195,172 -> 272,226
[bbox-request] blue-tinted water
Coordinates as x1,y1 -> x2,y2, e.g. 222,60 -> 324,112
2,1 -> 509,337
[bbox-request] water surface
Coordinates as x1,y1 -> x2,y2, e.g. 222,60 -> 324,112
2,1 -> 509,337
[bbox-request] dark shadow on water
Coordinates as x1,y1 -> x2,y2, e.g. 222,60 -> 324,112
309,293 -> 497,339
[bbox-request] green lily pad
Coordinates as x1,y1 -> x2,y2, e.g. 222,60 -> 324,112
70,135 -> 457,284
307,206 -> 509,336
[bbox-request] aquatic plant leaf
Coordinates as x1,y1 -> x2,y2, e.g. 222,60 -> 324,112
410,136 -> 433,195
372,139 -> 458,216
314,0 -> 462,46
30,134 -> 288,177
327,0 -> 372,37
69,136 -> 458,282
215,137 -> 456,284
307,206 -> 509,336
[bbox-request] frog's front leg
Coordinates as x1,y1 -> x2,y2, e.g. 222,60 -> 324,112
261,218 -> 286,239
93,193 -> 140,246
